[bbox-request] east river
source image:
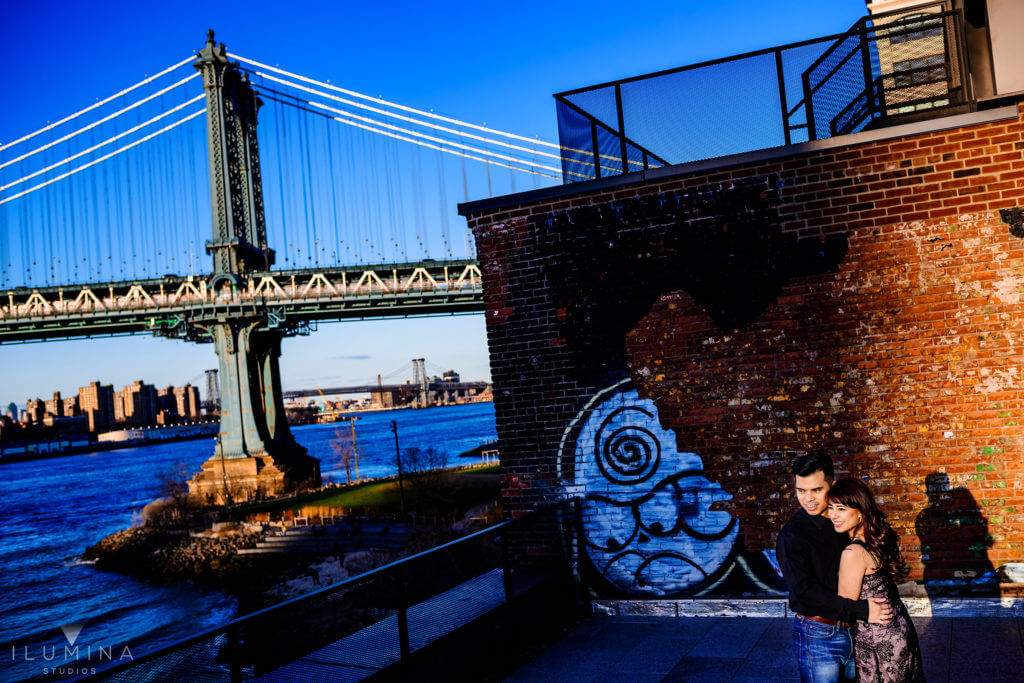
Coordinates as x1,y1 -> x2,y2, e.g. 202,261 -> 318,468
0,402 -> 496,682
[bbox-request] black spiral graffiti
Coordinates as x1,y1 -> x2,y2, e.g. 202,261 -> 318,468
594,406 -> 661,485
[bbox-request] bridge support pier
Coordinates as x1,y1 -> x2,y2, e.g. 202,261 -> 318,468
189,321 -> 319,504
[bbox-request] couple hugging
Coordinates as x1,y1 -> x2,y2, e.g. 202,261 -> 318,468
777,453 -> 924,683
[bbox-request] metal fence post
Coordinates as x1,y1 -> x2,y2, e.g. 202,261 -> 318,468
775,50 -> 792,146
501,527 -> 514,603
859,22 -> 875,125
614,84 -> 628,174
396,567 -> 410,664
590,121 -> 601,179
952,11 -> 972,107
228,624 -> 241,683
802,70 -> 816,141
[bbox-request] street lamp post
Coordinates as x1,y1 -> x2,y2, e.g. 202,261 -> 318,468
390,420 -> 406,515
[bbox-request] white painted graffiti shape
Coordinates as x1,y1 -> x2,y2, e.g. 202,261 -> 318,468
560,380 -> 738,596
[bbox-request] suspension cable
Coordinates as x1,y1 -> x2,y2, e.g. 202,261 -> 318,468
258,91 -> 563,180
249,71 -> 568,164
234,55 -> 564,149
0,109 -> 204,206
0,73 -> 200,172
238,59 -> 640,166
253,79 -> 618,177
0,95 -> 205,194
303,97 -> 574,177
0,56 -> 195,152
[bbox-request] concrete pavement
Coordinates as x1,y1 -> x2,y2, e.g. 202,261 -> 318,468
504,614 -> 1024,682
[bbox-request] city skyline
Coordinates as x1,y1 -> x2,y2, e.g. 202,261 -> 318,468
0,0 -> 869,403
4,351 -> 483,411
10,377 -> 203,427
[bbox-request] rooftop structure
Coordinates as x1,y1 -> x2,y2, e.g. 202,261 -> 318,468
553,0 -> 1024,182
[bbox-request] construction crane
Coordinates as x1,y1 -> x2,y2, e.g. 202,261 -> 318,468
316,385 -> 340,422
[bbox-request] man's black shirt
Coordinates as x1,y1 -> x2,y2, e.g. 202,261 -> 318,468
776,508 -> 869,623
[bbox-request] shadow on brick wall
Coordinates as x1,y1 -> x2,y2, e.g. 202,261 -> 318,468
915,472 -> 997,596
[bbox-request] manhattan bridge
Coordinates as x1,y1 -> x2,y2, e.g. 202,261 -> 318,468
0,31 -> 586,499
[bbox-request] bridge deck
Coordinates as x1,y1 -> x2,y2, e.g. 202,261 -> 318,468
0,261 -> 483,343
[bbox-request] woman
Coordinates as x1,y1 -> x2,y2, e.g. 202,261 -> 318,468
827,478 -> 924,683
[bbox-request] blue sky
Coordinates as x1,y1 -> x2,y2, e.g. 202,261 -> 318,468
0,0 -> 867,405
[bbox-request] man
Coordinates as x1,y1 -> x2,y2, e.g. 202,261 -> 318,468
777,452 -> 892,682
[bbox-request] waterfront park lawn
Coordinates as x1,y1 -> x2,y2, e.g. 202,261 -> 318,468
234,464 -> 500,518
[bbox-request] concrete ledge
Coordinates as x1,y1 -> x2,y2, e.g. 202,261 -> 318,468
904,597 -> 1024,617
593,597 -> 1024,618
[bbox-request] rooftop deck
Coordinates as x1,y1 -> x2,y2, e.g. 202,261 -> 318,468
507,612 -> 1024,682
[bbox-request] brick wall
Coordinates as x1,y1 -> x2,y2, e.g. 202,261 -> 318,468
465,105 -> 1024,594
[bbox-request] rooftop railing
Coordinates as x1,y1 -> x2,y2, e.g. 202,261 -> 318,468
81,499 -> 583,682
555,2 -> 970,182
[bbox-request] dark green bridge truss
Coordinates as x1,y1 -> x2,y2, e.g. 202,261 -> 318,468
0,259 -> 483,344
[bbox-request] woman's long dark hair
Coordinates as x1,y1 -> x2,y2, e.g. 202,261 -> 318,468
827,478 -> 909,584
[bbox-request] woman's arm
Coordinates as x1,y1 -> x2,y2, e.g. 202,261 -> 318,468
838,545 -> 869,601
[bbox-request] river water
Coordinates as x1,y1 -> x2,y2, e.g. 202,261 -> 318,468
0,402 -> 496,682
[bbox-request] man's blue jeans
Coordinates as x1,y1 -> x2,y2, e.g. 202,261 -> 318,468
792,615 -> 856,682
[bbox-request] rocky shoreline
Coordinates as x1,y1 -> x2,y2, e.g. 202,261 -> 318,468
83,524 -> 266,585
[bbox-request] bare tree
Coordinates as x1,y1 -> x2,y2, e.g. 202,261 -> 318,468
154,461 -> 200,527
400,446 -> 447,490
330,425 -> 358,484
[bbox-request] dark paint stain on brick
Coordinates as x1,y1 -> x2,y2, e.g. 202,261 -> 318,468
999,206 -> 1024,239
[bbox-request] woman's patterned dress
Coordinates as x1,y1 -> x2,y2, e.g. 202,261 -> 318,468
853,544 -> 926,682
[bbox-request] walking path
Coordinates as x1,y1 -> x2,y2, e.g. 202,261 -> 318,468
258,569 -> 508,682
505,613 -> 1024,682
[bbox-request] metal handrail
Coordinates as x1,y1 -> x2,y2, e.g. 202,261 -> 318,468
553,2 -> 971,179
553,31 -> 852,99
81,497 -> 579,681
554,31 -> 849,167
554,96 -> 669,178
810,7 -> 968,140
802,1 -> 950,88
804,8 -> 953,99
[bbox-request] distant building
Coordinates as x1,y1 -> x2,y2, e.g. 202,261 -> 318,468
442,370 -> 461,383
174,384 -> 201,419
6,402 -> 18,420
25,398 -> 45,423
0,414 -> 16,434
370,389 -> 397,409
45,391 -> 64,418
78,381 -> 115,433
119,381 -> 157,427
62,396 -> 80,417
157,386 -> 177,415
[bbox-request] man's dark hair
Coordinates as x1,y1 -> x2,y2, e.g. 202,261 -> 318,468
792,452 -> 834,481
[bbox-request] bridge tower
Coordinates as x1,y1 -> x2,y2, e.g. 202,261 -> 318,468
184,31 -> 319,503
412,358 -> 429,407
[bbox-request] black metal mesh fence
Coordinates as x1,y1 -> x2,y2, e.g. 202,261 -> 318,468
808,6 -> 966,139
84,500 -> 580,682
556,3 -> 969,183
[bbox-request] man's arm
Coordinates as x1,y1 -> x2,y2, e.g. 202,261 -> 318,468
777,530 -> 869,623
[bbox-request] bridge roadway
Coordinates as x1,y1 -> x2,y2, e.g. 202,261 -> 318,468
282,380 -> 489,399
0,259 -> 483,343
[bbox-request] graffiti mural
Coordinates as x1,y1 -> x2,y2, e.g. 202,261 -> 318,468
560,379 -> 784,597
527,177 -> 836,597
